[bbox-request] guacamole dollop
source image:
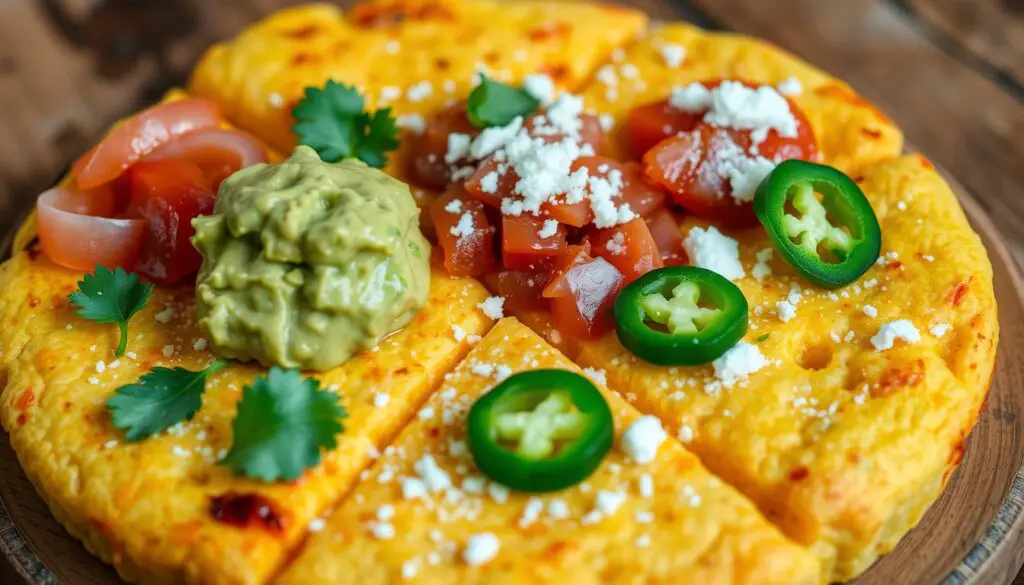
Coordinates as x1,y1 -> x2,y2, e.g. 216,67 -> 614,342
192,146 -> 430,371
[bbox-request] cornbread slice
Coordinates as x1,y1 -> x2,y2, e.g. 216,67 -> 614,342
277,318 -> 821,585
574,154 -> 997,581
0,250 -> 493,585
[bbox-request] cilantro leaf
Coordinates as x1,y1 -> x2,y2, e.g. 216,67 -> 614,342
466,75 -> 541,128
221,367 -> 346,482
69,265 -> 154,357
292,80 -> 400,168
108,360 -> 228,441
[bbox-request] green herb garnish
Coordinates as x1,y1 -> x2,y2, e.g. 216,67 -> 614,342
292,80 -> 400,168
756,334 -> 770,343
69,266 -> 154,357
466,75 -> 541,128
221,367 -> 347,482
108,360 -> 228,441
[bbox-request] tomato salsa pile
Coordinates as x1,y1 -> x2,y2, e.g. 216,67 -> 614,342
413,77 -> 825,342
36,99 -> 267,285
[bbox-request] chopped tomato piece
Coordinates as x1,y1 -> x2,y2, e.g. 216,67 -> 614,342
542,243 -> 624,339
644,207 -> 687,266
542,243 -> 592,299
626,100 -> 703,159
591,218 -> 663,282
410,102 -> 480,190
619,161 -> 666,217
502,215 -> 566,270
497,267 -> 554,311
464,157 -> 511,210
73,98 -> 222,189
429,185 -> 497,277
525,112 -> 608,155
127,160 -> 217,285
36,185 -> 146,271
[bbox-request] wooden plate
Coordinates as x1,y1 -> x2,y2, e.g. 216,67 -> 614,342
1,173 -> 1023,584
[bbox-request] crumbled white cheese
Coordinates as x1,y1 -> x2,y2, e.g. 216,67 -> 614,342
547,499 -> 570,519
605,232 -> 626,255
862,305 -> 878,318
523,73 -> 556,105
192,338 -> 208,352
463,533 -> 500,565
752,248 -> 773,280
95,360 -> 106,373
488,483 -> 510,503
657,42 -> 686,68
621,415 -> 667,464
871,320 -> 921,351
537,219 -> 560,239
449,212 -> 475,238
452,324 -> 467,342
678,424 -> 694,443
154,306 -> 175,324
638,473 -> 655,498
477,296 -> 505,320
620,63 -> 640,79
582,367 -> 607,387
380,86 -> 402,102
683,226 -> 745,281
713,342 -> 769,385
401,560 -> 419,580
518,497 -> 544,527
595,490 -> 627,516
777,76 -> 804,96
371,522 -> 395,540
596,64 -> 619,87
377,504 -> 395,521
776,300 -> 797,322
406,80 -> 433,102
635,534 -> 652,548
930,323 -> 952,338
401,477 -> 428,500
413,455 -> 452,493
396,113 -> 427,134
670,80 -> 798,144
308,517 -> 326,532
161,345 -> 175,358
461,476 -> 486,494
445,133 -> 472,164
373,392 -> 390,408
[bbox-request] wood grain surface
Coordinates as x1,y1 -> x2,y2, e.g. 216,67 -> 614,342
0,0 -> 1021,583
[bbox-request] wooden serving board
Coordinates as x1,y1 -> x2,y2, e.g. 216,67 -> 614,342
0,173 -> 1022,584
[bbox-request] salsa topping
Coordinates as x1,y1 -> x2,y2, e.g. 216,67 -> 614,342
192,146 -> 430,371
38,98 -> 267,283
467,369 -> 613,492
614,266 -> 748,366
754,159 -> 881,288
69,266 -> 154,357
292,80 -> 400,168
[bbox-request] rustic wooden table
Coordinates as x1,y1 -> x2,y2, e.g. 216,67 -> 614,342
0,0 -> 1021,583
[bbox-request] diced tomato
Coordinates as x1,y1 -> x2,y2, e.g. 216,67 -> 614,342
497,267 -> 554,311
464,157 -> 511,210
525,112 -> 608,155
429,184 -> 497,277
127,160 -> 217,285
72,98 -> 222,189
619,161 -> 666,217
634,79 -> 817,225
410,102 -> 480,190
36,185 -> 146,271
644,207 -> 687,266
502,215 -> 566,270
541,243 -> 624,339
591,218 -> 663,282
626,99 -> 703,159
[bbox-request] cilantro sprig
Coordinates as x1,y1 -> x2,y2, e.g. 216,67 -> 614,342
108,360 -> 228,441
221,367 -> 347,482
466,75 -> 541,128
69,266 -> 153,357
292,80 -> 400,168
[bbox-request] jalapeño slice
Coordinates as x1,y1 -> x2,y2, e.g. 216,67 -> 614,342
466,369 -> 613,492
754,160 -> 881,288
614,266 -> 748,366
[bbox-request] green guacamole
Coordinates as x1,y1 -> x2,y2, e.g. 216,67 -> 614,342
192,146 -> 430,371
